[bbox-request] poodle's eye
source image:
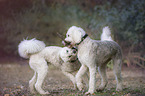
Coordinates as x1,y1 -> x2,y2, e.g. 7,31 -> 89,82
66,50 -> 69,53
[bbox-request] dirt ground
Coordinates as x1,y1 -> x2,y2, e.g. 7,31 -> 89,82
0,60 -> 145,96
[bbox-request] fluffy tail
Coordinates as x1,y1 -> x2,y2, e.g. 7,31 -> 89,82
18,38 -> 46,59
101,26 -> 113,41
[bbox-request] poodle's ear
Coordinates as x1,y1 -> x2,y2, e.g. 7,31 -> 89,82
72,27 -> 86,44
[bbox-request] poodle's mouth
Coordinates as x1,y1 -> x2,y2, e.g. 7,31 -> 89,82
62,41 -> 74,48
72,47 -> 78,53
68,55 -> 72,58
70,58 -> 78,63
62,41 -> 71,46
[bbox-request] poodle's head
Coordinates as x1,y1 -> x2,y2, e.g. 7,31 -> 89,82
60,47 -> 77,62
63,26 -> 86,47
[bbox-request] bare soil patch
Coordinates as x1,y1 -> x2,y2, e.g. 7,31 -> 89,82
0,61 -> 145,96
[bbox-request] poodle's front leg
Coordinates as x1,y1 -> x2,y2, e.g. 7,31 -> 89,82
75,65 -> 88,91
62,71 -> 77,90
85,66 -> 96,95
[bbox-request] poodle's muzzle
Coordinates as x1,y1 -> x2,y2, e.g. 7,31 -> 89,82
72,46 -> 77,54
62,40 -> 71,47
62,40 -> 77,54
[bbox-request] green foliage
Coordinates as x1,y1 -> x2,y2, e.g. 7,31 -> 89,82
1,0 -> 145,55
107,60 -> 113,70
89,0 -> 145,44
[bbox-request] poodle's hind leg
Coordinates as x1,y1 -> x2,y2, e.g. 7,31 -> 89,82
35,60 -> 50,95
113,58 -> 122,91
97,65 -> 108,91
29,72 -> 37,94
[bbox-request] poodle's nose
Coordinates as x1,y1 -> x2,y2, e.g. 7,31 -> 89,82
73,50 -> 76,54
72,47 -> 78,54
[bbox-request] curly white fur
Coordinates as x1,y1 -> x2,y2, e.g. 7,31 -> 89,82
18,38 -> 46,58
18,39 -> 82,95
101,26 -> 113,41
64,26 -> 122,95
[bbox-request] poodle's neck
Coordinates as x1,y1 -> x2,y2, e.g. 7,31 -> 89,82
78,36 -> 91,50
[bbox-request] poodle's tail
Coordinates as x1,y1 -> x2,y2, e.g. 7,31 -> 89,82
18,38 -> 46,59
101,26 -> 113,41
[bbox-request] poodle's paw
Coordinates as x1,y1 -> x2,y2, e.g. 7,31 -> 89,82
73,85 -> 78,90
40,91 -> 50,95
85,91 -> 95,95
116,84 -> 122,91
30,90 -> 36,94
29,87 -> 36,94
78,87 -> 84,91
96,86 -> 105,92
116,87 -> 122,91
77,83 -> 84,91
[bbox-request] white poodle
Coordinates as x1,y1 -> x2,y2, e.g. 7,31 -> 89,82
63,26 -> 123,95
18,38 -> 80,95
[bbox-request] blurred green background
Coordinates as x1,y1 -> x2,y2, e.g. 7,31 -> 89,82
0,0 -> 145,68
